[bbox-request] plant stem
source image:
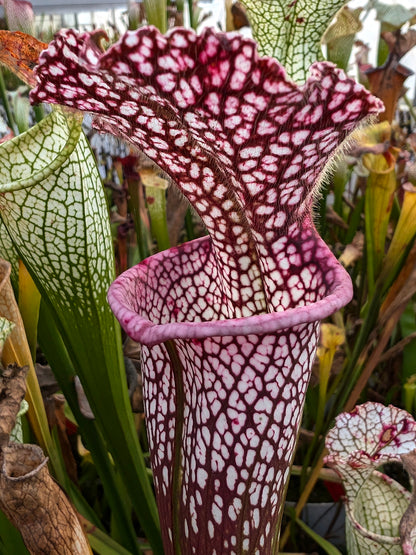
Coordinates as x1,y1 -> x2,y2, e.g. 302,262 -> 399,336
18,261 -> 41,361
0,68 -> 16,134
404,94 -> 416,123
144,0 -> 167,32
33,104 -> 45,123
146,185 -> 170,252
128,178 -> 150,261
328,288 -> 382,419
38,301 -> 144,555
185,208 -> 195,241
280,450 -> 327,550
165,340 -> 185,555
188,0 -> 194,29
300,289 -> 381,490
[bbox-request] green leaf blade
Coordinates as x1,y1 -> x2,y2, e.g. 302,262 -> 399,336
295,516 -> 343,555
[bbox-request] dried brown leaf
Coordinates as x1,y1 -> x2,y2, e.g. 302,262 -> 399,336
381,255 -> 416,323
0,364 -> 28,447
326,206 -> 349,230
363,29 -> 416,122
0,31 -> 47,86
339,231 -> 364,267
231,2 -> 249,29
382,29 -> 416,60
0,443 -> 92,554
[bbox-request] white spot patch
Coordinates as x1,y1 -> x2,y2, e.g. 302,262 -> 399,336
46,83 -> 57,93
79,73 -> 94,87
292,130 -> 310,145
175,135 -> 188,147
240,145 -> 263,159
257,120 -> 276,135
283,165 -> 300,178
230,69 -> 246,90
212,500 -> 223,524
190,163 -> 200,178
197,468 -> 208,488
270,145 -> 291,156
156,73 -> 176,92
49,64 -> 64,76
226,465 -> 238,490
119,102 -> 138,116
332,110 -> 347,123
208,520 -> 215,539
346,99 -> 362,113
228,504 -> 238,521
225,115 -> 242,129
140,62 -> 154,75
125,32 -> 139,47
335,80 -> 351,93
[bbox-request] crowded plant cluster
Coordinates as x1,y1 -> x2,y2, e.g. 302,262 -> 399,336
0,0 -> 415,553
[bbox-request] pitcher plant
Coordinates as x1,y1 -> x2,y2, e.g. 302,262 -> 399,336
26,25 -> 385,552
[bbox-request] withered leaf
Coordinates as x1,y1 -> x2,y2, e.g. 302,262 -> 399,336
363,29 -> 416,122
0,31 -> 47,86
0,443 -> 92,554
0,364 -> 28,447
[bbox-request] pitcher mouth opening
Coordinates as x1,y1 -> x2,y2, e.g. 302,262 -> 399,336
108,234 -> 353,347
346,469 -> 411,546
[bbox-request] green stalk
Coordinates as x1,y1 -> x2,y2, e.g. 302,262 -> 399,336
43,288 -> 163,553
363,149 -> 397,300
314,350 -> 335,438
33,104 -> 45,124
376,23 -> 389,67
399,304 -> 416,388
87,526 -> 138,555
344,195 -> 364,244
143,0 -> 167,32
18,262 -> 40,361
294,516 -> 342,555
0,68 -> 16,134
185,208 -> 195,241
364,194 -> 376,300
403,94 -> 416,123
188,0 -> 195,29
332,294 -> 381,410
128,178 -> 151,261
403,378 -> 416,415
301,290 -> 382,489
49,426 -> 103,529
38,301 -> 144,555
332,161 -> 351,220
378,187 -> 416,296
145,185 -> 170,252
